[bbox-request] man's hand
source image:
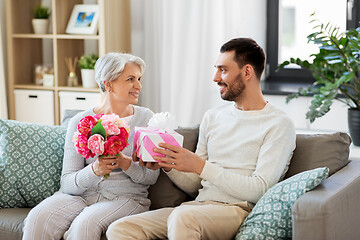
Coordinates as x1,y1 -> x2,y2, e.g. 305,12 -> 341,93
153,143 -> 205,175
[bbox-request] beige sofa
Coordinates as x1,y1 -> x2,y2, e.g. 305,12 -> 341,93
0,116 -> 359,240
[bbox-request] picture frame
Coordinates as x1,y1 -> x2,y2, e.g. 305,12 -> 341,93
65,4 -> 99,35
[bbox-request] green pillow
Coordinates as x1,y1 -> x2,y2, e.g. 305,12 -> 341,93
236,167 -> 329,240
0,119 -> 66,208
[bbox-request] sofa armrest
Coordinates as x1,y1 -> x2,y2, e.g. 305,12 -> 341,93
292,160 -> 360,240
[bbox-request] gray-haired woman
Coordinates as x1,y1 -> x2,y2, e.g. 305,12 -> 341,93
23,53 -> 159,240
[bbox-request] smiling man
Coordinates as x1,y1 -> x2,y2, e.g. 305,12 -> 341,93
106,38 -> 296,240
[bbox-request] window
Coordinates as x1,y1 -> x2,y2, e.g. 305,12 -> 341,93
266,0 -> 360,83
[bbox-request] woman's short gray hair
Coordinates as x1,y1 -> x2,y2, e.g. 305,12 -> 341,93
94,52 -> 146,92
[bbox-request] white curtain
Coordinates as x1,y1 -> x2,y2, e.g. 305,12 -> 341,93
0,0 -> 8,119
133,0 -> 266,127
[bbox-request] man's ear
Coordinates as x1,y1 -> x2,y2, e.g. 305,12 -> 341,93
243,64 -> 254,80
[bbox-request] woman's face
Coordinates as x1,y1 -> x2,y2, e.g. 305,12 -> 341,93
108,62 -> 142,105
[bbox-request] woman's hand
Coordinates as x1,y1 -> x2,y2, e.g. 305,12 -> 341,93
132,152 -> 170,171
154,143 -> 205,175
92,153 -> 131,176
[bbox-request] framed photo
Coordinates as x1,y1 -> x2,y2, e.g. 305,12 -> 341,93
65,4 -> 99,35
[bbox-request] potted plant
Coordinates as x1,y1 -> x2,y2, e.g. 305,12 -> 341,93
78,54 -> 99,88
32,4 -> 51,34
278,15 -> 360,145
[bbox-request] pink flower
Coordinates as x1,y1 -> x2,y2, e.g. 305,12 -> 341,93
100,113 -> 120,122
101,114 -> 129,131
78,116 -> 97,137
104,135 -> 128,156
72,131 -> 81,143
73,114 -> 130,166
88,134 -> 105,155
93,113 -> 104,121
102,120 -> 121,136
73,133 -> 95,159
119,127 -> 129,140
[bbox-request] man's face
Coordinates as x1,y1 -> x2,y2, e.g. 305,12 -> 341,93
213,51 -> 245,102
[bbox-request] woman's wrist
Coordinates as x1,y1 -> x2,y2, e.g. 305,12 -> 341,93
119,155 -> 132,171
91,162 -> 95,173
91,161 -> 100,176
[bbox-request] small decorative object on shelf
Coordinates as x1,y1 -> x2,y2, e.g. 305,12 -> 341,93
34,64 -> 53,86
78,54 -> 99,88
65,57 -> 79,87
32,3 -> 51,34
66,4 -> 99,35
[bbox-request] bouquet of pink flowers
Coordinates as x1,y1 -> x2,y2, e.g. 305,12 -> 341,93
72,113 -> 130,160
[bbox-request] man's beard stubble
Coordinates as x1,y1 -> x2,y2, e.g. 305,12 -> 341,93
220,74 -> 245,102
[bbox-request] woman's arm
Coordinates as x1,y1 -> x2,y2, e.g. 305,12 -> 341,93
123,162 -> 160,185
60,113 -> 102,195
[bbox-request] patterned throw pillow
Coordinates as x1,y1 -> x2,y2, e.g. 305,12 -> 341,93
236,167 -> 329,240
0,119 -> 66,208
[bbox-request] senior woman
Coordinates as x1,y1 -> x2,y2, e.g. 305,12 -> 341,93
22,53 -> 159,240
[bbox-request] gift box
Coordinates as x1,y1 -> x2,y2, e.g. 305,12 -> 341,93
133,127 -> 184,162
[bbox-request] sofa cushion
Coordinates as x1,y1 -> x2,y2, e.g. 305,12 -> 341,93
61,109 -> 84,128
148,125 -> 199,209
175,125 -> 199,153
285,132 -> 351,178
0,119 -> 66,208
236,167 -> 329,240
0,208 -> 31,240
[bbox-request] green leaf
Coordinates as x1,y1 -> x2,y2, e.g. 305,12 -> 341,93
338,72 -> 355,84
78,54 -> 99,69
285,93 -> 299,103
90,121 -> 106,138
33,4 -> 51,19
328,59 -> 343,64
277,60 -> 290,70
319,45 -> 337,51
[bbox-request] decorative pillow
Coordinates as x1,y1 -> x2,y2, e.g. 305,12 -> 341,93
236,167 -> 329,240
0,119 -> 66,208
148,125 -> 199,210
285,132 -> 351,178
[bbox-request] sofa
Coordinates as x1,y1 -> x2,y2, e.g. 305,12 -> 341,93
0,114 -> 359,240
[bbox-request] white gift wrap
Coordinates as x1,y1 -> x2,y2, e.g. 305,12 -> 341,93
133,127 -> 184,162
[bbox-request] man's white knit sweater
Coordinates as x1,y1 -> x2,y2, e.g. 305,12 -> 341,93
167,102 -> 296,204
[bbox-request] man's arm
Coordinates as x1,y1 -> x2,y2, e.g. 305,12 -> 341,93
156,118 -> 296,203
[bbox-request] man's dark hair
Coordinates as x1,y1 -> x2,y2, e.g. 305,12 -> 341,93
220,38 -> 265,80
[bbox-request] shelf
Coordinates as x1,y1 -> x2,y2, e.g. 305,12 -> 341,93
56,34 -> 100,40
14,84 -> 100,93
57,87 -> 100,93
6,0 -> 130,125
11,34 -> 100,40
12,34 -> 54,39
14,84 -> 55,91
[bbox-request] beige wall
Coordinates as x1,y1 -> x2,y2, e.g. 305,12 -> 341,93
1,0 -> 7,83
0,0 -> 8,119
